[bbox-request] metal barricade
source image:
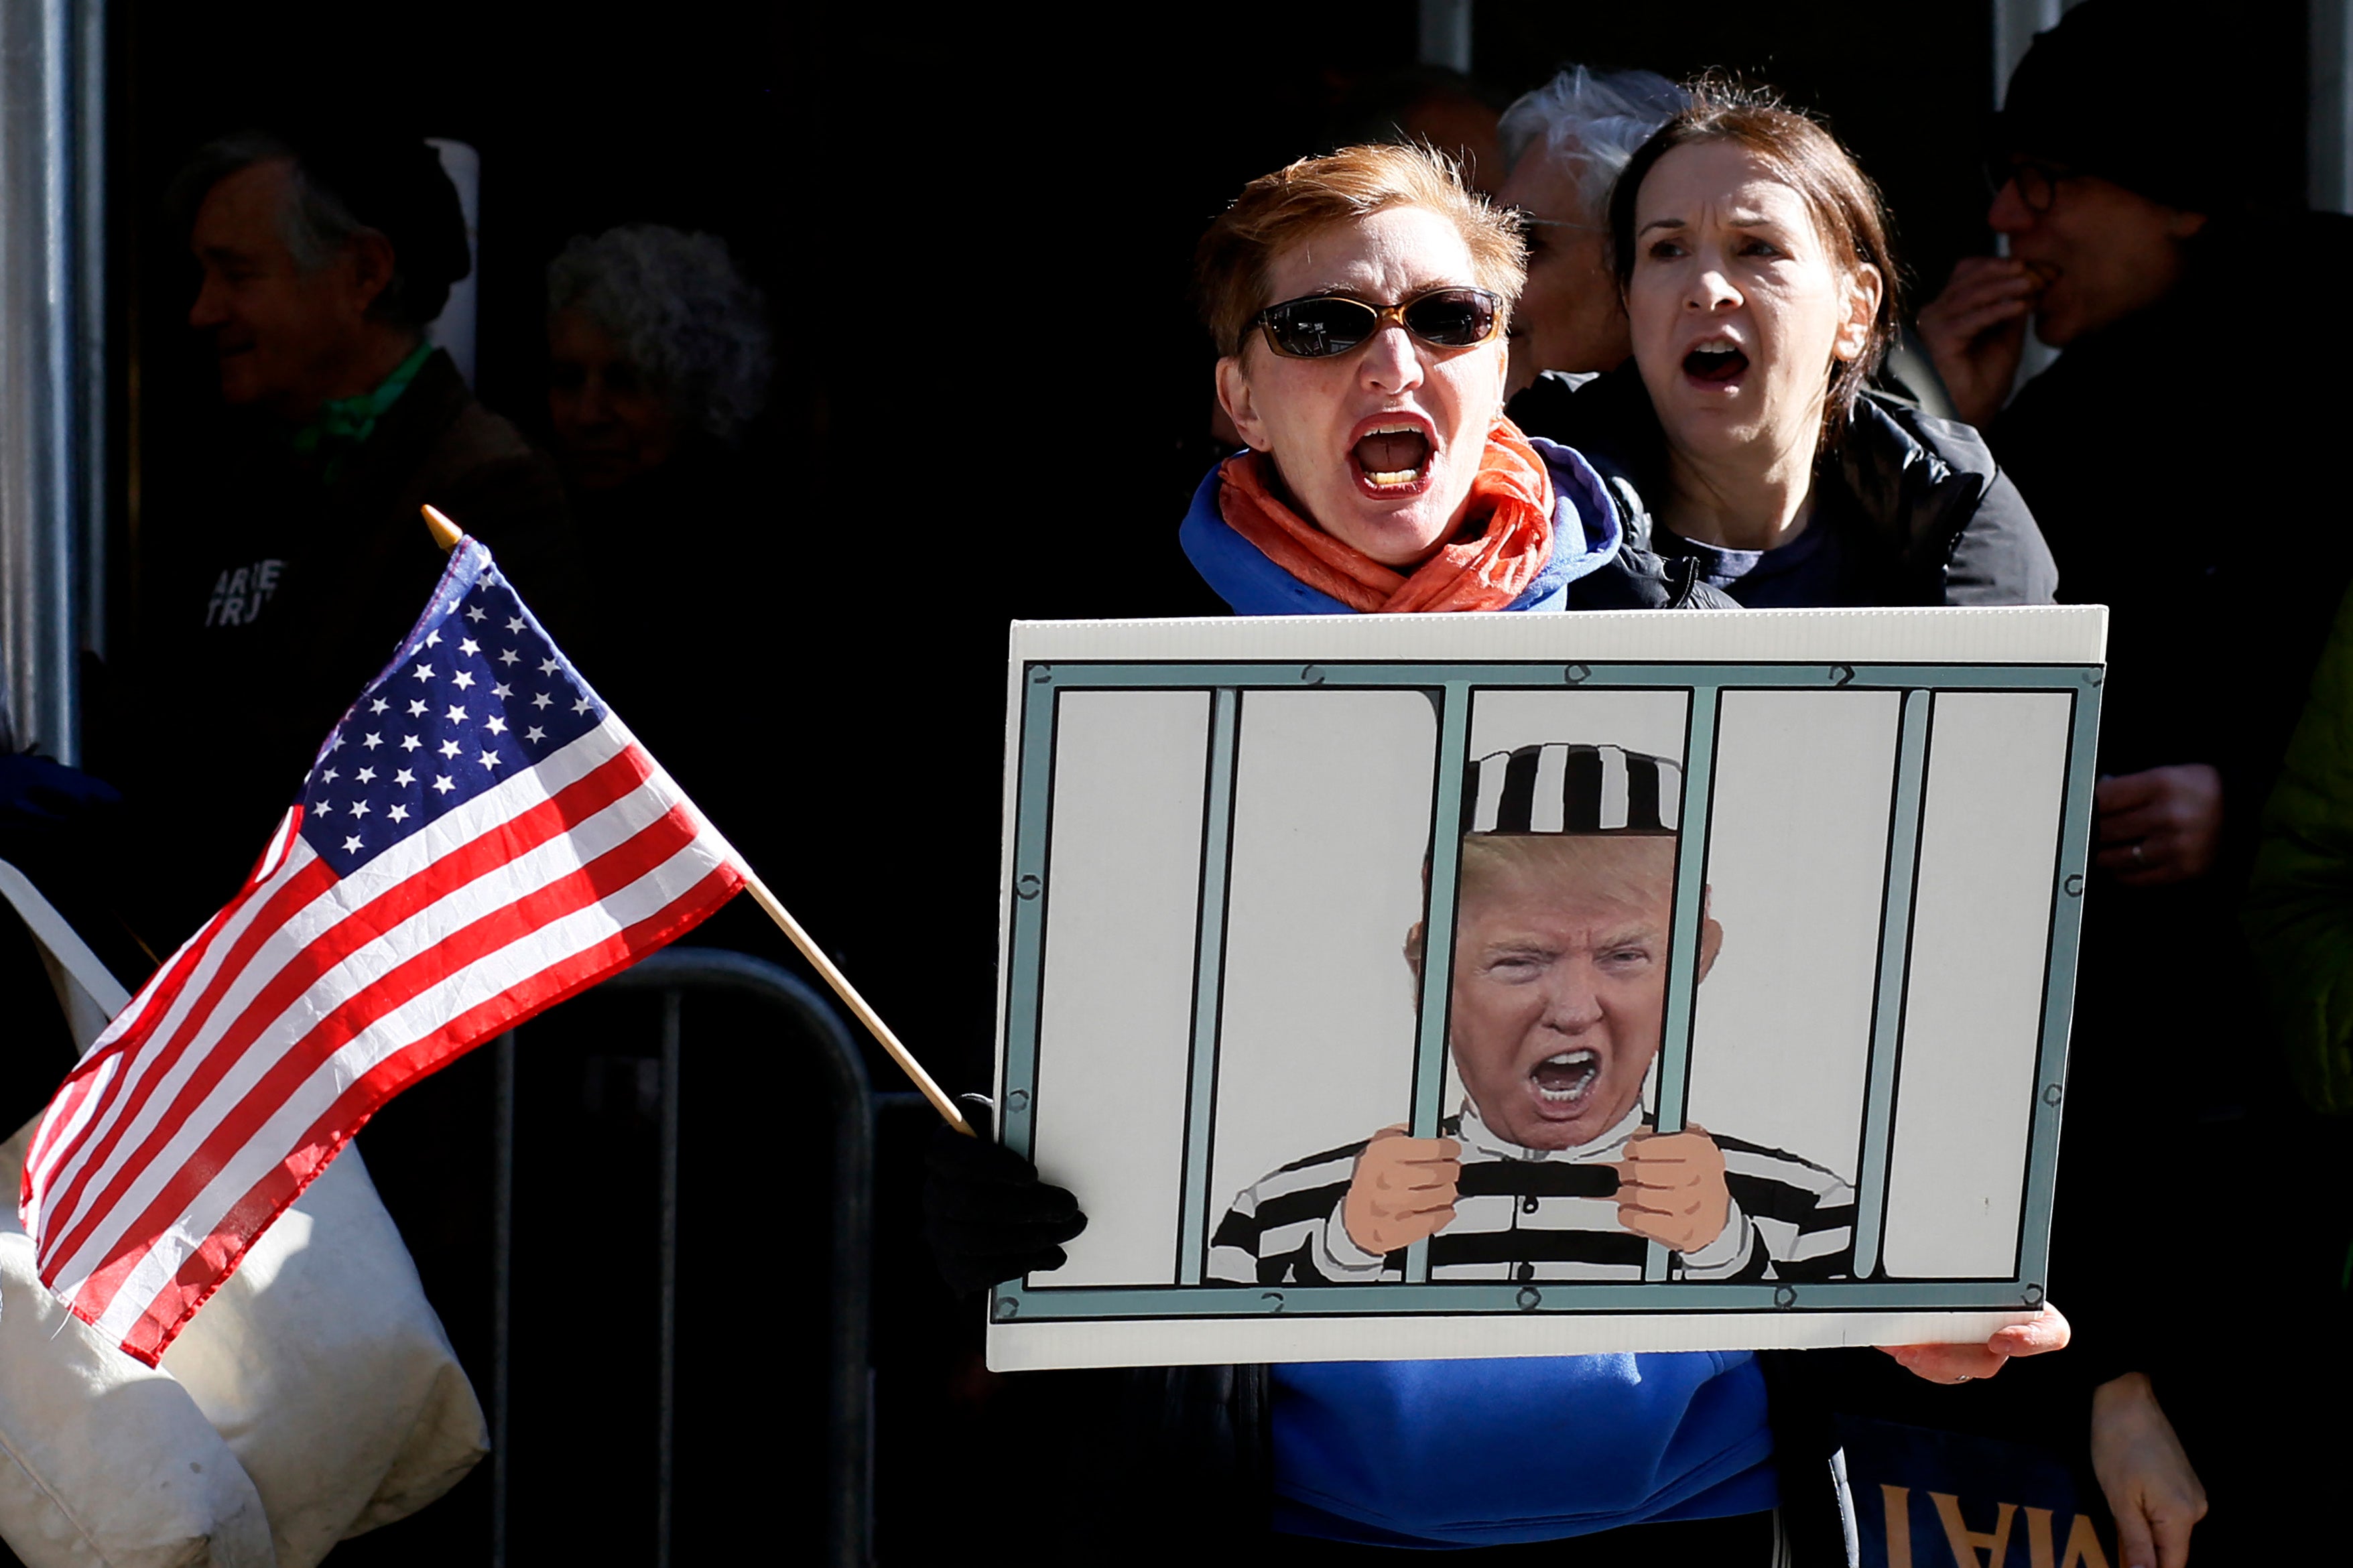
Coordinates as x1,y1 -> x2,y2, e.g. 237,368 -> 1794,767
489,947 -> 873,1567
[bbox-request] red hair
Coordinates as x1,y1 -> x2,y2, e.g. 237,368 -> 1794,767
1194,143 -> 1525,359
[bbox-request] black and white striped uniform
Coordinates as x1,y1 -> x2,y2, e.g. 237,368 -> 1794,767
1207,1101 -> 1855,1285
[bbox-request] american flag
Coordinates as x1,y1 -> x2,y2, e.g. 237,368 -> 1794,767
21,536 -> 744,1363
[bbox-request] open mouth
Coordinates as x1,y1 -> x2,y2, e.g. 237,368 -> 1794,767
1352,422 -> 1433,491
1683,339 -> 1748,383
1529,1049 -> 1600,1106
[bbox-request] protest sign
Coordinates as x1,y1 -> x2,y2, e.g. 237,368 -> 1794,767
989,608 -> 2104,1372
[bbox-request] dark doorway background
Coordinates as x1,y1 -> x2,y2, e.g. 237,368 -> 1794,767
119,0 -> 2032,1092
107,3 -> 2306,1561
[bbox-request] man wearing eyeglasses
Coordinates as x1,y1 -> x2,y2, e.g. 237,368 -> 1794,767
1490,67 -> 1688,394
1917,4 -> 2352,1564
1917,149 -> 2211,436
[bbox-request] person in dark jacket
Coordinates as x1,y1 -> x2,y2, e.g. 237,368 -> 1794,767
538,224 -> 783,941
1915,7 -> 2348,1560
1495,84 -> 2084,1564
1507,84 -> 2055,612
100,128 -> 586,1560
117,129 -> 584,937
930,141 -> 2066,1567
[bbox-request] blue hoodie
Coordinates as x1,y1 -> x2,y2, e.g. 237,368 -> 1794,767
1271,1353 -> 1776,1547
1176,437 -> 1779,1547
1179,437 -> 1623,614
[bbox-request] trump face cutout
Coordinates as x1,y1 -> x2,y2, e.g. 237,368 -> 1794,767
1446,834 -> 1720,1151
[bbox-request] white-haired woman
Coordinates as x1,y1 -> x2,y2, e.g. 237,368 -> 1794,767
544,224 -> 772,496
540,226 -> 776,865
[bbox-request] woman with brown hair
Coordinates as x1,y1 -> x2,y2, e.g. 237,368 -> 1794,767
1521,82 -> 2198,1565
1510,84 -> 2055,610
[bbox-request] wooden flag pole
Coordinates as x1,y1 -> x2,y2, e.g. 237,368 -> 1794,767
420,505 -> 974,1136
735,868 -> 972,1134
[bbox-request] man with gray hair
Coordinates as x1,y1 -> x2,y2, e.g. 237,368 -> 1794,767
1493,66 -> 1687,393
130,129 -> 582,919
172,131 -> 472,425
109,144 -> 588,1539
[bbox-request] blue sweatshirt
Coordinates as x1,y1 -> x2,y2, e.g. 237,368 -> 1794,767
1272,1355 -> 1776,1547
1176,438 -> 1779,1547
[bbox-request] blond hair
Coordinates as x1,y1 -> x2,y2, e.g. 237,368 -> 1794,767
1192,143 -> 1526,360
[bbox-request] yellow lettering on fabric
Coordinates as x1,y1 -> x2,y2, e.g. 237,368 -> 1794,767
1882,1484 -> 1914,1568
2058,1512 -> 2112,1568
2025,1506 -> 2055,1568
1930,1492 -> 2017,1567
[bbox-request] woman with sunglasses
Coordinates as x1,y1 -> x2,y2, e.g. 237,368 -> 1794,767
1179,142 -> 1724,616
1507,85 -> 2055,612
929,142 -> 2065,1566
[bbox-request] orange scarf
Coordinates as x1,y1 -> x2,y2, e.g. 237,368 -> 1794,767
1216,419 -> 1556,614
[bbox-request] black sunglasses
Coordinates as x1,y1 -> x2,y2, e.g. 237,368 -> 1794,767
1253,286 -> 1503,359
1983,155 -> 2072,214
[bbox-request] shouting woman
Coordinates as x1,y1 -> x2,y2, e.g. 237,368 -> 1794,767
1179,143 -> 1726,616
1510,86 -> 2055,610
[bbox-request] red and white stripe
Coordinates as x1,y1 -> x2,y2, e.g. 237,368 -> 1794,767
21,715 -> 742,1364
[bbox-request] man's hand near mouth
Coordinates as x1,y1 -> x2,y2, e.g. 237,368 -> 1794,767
1611,1126 -> 1732,1254
1917,255 -> 2045,428
1342,1125 -> 1463,1254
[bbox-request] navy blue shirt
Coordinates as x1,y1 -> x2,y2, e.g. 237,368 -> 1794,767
1655,507 -> 1854,608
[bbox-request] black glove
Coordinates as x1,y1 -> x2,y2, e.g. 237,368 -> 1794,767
923,1094 -> 1086,1296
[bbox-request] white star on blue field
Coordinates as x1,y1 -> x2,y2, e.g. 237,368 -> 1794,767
298,562 -> 605,873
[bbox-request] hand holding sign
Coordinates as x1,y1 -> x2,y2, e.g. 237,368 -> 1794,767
1881,1305 -> 2071,1384
1342,1126 -> 1462,1254
989,612 -> 2106,1372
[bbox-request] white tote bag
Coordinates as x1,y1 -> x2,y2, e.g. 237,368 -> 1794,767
0,862 -> 487,1567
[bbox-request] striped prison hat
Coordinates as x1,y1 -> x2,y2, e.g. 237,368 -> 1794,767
1465,744 -> 1682,836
